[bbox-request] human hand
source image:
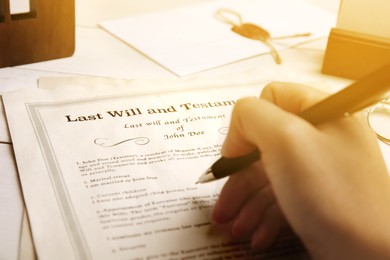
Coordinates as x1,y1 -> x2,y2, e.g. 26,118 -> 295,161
212,82 -> 390,259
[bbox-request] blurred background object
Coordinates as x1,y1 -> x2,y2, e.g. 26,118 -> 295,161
0,0 -> 75,68
322,0 -> 390,79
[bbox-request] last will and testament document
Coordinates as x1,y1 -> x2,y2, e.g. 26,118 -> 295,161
3,82 -> 309,260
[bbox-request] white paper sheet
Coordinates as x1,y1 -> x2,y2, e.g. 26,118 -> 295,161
0,144 -> 25,260
0,144 -> 35,260
100,0 -> 336,76
0,98 -> 11,143
3,83 -> 309,259
9,0 -> 30,14
17,27 -> 176,80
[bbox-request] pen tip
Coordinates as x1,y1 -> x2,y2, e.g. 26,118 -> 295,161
196,168 -> 216,184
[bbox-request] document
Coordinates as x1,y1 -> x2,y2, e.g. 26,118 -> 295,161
100,0 -> 336,76
0,144 -> 24,260
0,144 -> 36,260
0,98 -> 11,143
9,0 -> 30,15
3,83 -> 309,260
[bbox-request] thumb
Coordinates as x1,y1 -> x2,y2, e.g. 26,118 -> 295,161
221,82 -> 327,159
221,96 -> 314,161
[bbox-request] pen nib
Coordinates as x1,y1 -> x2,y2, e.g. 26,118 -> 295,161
196,168 -> 215,184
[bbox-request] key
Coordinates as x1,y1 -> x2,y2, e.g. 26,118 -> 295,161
215,8 -> 310,65
231,22 -> 282,64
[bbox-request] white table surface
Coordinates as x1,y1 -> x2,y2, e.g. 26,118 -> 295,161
1,0 -> 389,259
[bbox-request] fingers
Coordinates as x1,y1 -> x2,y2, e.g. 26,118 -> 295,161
212,170 -> 288,250
231,184 -> 275,238
212,162 -> 268,224
221,82 -> 328,159
251,203 -> 289,250
221,96 -> 311,161
212,161 -> 288,250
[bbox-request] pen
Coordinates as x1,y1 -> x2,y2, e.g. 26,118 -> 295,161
197,63 -> 390,183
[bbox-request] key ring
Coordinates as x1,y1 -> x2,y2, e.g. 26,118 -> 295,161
215,8 -> 311,64
215,8 -> 312,41
215,8 -> 244,27
215,8 -> 280,63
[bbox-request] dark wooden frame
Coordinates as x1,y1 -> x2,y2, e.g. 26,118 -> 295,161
0,0 -> 75,67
